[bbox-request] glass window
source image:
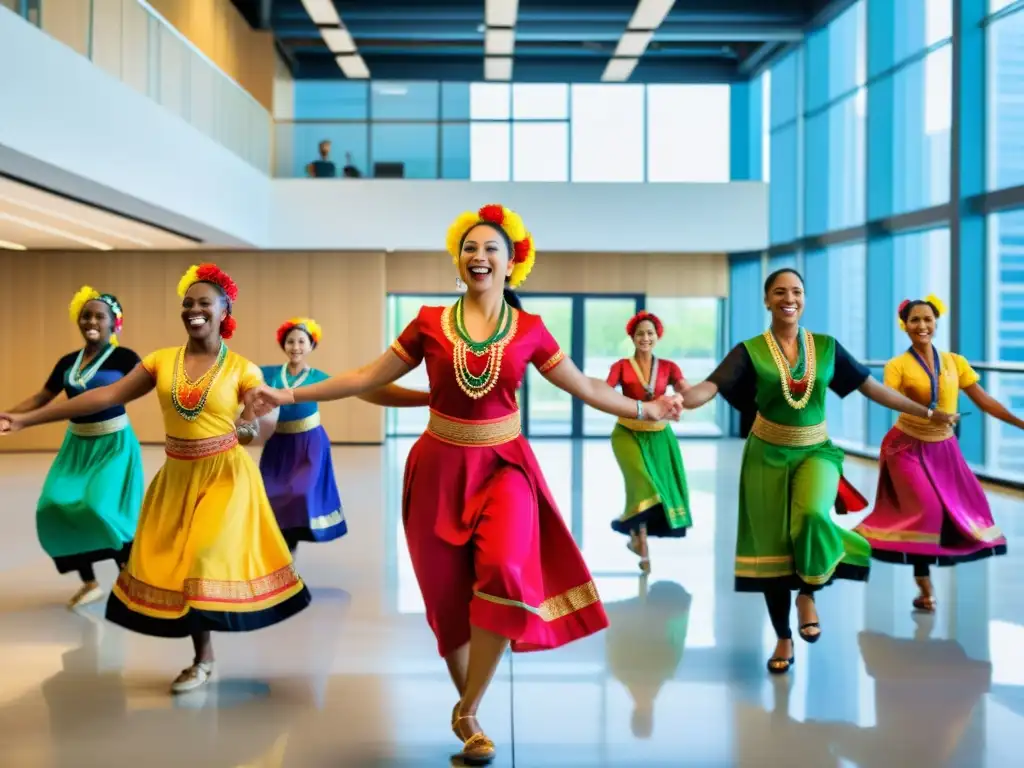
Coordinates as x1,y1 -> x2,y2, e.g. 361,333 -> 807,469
646,85 -> 730,182
512,84 -> 569,120
770,49 -> 801,128
987,9 -> 1024,191
285,122 -> 368,178
370,124 -> 439,179
570,84 -> 644,182
769,123 -> 800,244
512,123 -> 569,181
293,82 -> 369,120
441,82 -> 470,120
761,71 -> 772,182
583,297 -> 640,436
828,0 -> 866,98
892,228 -> 952,352
470,123 -> 511,181
991,0 -> 1017,12
894,0 -> 953,66
370,81 -> 439,120
823,242 -> 867,447
470,83 -> 511,120
807,92 -> 866,234
523,297 -> 573,436
893,45 -> 952,213
441,124 -> 470,179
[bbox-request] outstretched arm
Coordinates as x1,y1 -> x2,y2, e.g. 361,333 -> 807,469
5,366 -> 155,429
6,388 -> 60,414
358,383 -> 430,408
857,377 -> 955,422
542,357 -> 679,420
292,351 -> 412,404
681,380 -> 719,409
964,383 -> 1024,429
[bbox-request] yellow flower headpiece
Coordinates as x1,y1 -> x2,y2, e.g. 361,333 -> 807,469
897,294 -> 947,331
277,317 -> 323,348
69,285 -> 122,346
445,203 -> 536,289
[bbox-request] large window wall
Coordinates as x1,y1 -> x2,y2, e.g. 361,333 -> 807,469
741,0 -> 1024,484
276,81 -> 731,182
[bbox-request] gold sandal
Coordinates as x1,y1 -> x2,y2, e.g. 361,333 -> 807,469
452,707 -> 496,766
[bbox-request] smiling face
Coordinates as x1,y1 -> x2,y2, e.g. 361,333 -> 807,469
632,319 -> 659,354
78,299 -> 113,346
459,223 -> 514,297
283,327 -> 312,365
181,282 -> 227,341
765,270 -> 805,327
904,303 -> 937,346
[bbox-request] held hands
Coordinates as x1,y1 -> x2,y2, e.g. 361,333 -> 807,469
245,385 -> 295,418
644,394 -> 685,422
928,409 -> 960,426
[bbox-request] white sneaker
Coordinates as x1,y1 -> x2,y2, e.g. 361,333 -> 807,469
68,582 -> 104,610
170,661 -> 214,694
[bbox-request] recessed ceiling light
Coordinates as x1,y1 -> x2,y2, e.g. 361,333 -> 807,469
0,212 -> 113,250
337,54 -> 370,79
485,28 -> 515,56
485,0 -> 519,28
615,30 -> 653,58
601,58 -> 639,82
485,56 -> 513,81
628,0 -> 676,30
301,0 -> 341,26
0,238 -> 27,250
321,26 -> 356,54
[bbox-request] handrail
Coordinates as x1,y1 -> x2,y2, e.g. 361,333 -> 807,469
862,360 -> 1024,374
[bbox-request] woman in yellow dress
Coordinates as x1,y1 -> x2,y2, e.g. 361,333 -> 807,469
0,264 -> 310,694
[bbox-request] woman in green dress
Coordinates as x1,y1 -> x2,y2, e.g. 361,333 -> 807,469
681,268 -> 958,674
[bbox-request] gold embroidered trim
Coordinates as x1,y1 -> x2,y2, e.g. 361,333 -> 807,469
895,416 -> 954,443
275,412 -> 321,434
165,432 -> 238,460
310,508 -> 345,531
616,416 -> 667,432
970,522 -> 1004,542
474,580 -> 600,622
539,349 -> 566,373
734,552 -> 849,584
427,409 -> 521,447
390,340 -> 415,366
115,565 -> 302,612
750,413 -> 828,447
854,525 -> 940,543
68,414 -> 129,437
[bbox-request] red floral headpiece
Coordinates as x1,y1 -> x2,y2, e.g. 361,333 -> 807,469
177,263 -> 240,339
626,310 -> 664,339
276,317 -> 323,349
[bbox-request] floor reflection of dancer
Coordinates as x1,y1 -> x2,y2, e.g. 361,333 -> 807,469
247,204 -> 683,765
605,578 -> 691,739
2,287 -> 142,609
855,297 -> 1012,612
0,263 -> 310,694
259,317 -> 428,553
607,310 -> 691,572
680,269 -> 958,674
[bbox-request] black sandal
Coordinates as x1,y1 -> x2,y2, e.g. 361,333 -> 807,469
767,656 -> 795,675
798,622 -> 821,643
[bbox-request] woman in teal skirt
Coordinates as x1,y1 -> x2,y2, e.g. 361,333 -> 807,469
682,268 -> 958,674
606,310 -> 691,572
4,287 -> 143,608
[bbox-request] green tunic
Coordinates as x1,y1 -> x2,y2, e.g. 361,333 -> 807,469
709,331 -> 872,592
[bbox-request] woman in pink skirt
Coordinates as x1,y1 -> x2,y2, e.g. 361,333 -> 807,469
855,296 -> 1018,611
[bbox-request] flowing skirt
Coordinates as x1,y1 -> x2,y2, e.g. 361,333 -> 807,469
609,423 -> 691,538
402,424 -> 608,657
734,434 -> 871,592
259,425 -> 346,543
855,427 -> 1007,566
37,423 -> 143,574
106,438 -> 310,637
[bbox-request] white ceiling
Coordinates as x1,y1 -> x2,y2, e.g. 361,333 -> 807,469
0,177 -> 199,251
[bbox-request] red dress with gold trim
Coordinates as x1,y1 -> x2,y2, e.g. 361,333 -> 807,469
392,305 -> 608,656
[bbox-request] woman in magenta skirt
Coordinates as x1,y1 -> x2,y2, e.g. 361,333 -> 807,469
855,296 -> 1018,611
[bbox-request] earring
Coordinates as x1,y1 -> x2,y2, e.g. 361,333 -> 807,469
455,276 -> 464,290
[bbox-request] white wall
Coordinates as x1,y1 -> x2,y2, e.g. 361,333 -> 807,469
270,180 -> 768,252
0,6 -> 270,247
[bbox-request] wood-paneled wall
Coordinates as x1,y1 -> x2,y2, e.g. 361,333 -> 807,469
0,251 -> 385,452
0,250 -> 726,452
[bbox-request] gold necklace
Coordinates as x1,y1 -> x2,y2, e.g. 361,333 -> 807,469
441,303 -> 519,399
763,329 -> 816,410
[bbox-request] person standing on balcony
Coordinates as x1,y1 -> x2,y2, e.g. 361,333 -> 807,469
306,140 -> 336,178
854,296 -> 1012,612
243,203 -> 684,765
605,310 -> 692,573
679,268 -> 959,675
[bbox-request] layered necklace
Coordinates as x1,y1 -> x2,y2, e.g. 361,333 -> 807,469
443,297 -> 518,399
763,328 -> 817,410
629,356 -> 659,401
171,342 -> 228,421
908,345 -> 941,409
281,364 -> 311,389
68,343 -> 116,390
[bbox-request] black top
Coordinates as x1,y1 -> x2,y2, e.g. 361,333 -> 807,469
44,346 -> 141,424
310,159 -> 336,178
708,337 -> 871,438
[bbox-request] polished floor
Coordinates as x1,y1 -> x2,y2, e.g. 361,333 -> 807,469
0,438 -> 1022,767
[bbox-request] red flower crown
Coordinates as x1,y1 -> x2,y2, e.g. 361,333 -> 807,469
177,263 -> 239,339
626,310 -> 664,339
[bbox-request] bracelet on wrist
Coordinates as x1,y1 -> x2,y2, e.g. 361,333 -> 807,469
636,399 -> 644,420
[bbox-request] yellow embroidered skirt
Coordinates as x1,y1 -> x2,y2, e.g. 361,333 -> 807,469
106,434 -> 310,637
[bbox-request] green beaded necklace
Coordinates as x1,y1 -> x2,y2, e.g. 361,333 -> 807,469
449,297 -> 516,399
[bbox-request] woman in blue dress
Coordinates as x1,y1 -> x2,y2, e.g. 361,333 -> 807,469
259,317 -> 429,552
3,287 -> 143,608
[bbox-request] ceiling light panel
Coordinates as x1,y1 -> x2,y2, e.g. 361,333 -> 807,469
485,28 -> 515,56
0,212 -> 113,250
321,26 -> 356,54
486,0 -> 519,28
0,193 -> 152,246
0,238 -> 27,250
601,58 -> 639,82
628,0 -> 676,30
614,30 -> 653,57
301,0 -> 341,26
337,54 -> 370,79
485,57 -> 513,81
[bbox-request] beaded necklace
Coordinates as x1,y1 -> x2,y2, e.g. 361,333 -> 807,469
763,328 -> 816,410
908,345 -> 941,409
171,342 -> 228,421
280,364 -> 311,390
67,343 -> 116,390
443,297 -> 518,399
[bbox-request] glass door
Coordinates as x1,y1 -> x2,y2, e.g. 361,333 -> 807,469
582,296 -> 641,436
522,296 -> 573,436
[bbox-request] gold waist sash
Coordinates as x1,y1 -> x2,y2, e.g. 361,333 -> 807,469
427,410 -> 521,447
275,412 -> 321,435
896,415 -> 954,443
751,413 -> 828,447
165,432 -> 238,460
616,416 -> 667,432
68,413 -> 129,437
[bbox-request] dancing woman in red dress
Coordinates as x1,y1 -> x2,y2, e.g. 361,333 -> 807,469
248,203 -> 683,765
